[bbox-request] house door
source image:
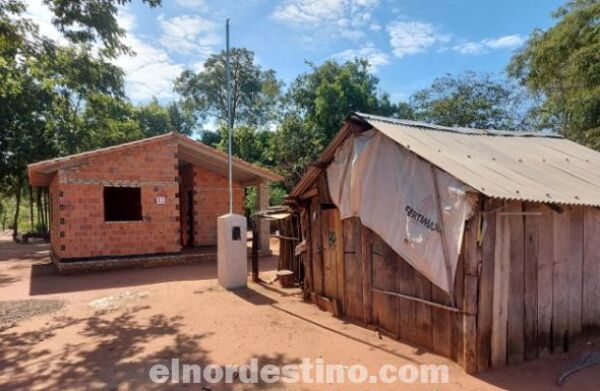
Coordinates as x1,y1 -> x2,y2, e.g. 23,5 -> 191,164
187,190 -> 194,246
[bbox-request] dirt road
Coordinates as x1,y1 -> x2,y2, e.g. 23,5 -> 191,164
0,233 -> 598,390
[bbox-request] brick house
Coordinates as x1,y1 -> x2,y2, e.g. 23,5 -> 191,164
28,132 -> 282,271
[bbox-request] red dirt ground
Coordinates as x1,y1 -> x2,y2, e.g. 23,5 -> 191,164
0,232 -> 599,390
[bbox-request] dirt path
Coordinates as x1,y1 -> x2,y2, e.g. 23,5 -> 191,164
0,233 -> 598,390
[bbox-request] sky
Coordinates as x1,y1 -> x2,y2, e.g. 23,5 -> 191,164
24,0 -> 565,104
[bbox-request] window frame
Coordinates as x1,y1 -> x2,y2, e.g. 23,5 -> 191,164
103,186 -> 143,222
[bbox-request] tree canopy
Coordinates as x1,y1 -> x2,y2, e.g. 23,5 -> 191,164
410,71 -> 529,129
508,0 -> 600,147
174,48 -> 282,129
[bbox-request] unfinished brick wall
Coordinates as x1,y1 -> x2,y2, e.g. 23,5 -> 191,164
178,163 -> 194,248
51,140 -> 181,259
192,166 -> 244,246
48,174 -> 60,255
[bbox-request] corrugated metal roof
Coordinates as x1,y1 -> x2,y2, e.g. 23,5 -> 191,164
355,113 -> 600,207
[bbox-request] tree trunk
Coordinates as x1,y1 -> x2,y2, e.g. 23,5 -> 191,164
36,187 -> 43,232
29,184 -> 34,232
13,179 -> 22,240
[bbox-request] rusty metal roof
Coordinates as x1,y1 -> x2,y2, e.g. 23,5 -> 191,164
355,112 -> 600,207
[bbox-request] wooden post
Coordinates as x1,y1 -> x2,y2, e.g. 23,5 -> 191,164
361,225 -> 373,325
463,213 -> 480,374
477,199 -> 498,372
491,205 -> 511,368
256,181 -> 270,252
251,217 -> 259,282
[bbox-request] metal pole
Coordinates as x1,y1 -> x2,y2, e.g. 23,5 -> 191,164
226,19 -> 233,214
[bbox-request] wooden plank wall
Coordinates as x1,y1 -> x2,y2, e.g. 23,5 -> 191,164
484,201 -> 600,369
302,195 -> 600,373
313,205 -> 471,364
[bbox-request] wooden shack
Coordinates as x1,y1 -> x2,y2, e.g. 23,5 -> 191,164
287,112 -> 600,373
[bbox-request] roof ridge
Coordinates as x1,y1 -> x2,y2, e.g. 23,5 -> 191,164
353,112 -> 562,138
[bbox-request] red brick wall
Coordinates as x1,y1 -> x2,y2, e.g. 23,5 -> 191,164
51,140 -> 181,259
178,164 -> 194,248
192,166 -> 244,246
48,173 -> 60,255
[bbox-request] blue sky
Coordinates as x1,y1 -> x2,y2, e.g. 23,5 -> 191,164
25,0 -> 564,104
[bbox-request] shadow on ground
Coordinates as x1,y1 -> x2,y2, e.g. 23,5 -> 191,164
0,304 -> 300,390
29,255 -> 279,296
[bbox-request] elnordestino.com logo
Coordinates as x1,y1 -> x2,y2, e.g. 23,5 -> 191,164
149,358 -> 449,385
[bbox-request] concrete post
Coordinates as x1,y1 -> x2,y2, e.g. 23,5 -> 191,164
217,213 -> 247,289
256,181 -> 271,252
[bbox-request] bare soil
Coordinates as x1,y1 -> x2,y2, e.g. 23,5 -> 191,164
0,231 -> 598,390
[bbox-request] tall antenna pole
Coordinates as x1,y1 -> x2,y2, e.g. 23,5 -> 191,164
226,19 -> 233,214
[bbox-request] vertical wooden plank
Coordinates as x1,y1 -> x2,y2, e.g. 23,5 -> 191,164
583,208 -> 600,333
343,218 -> 356,253
552,208 -> 570,353
463,214 -> 480,374
477,199 -> 497,372
310,196 -> 324,295
343,218 -> 363,320
523,203 -> 540,361
397,255 -> 416,343
343,252 -> 363,320
414,272 -> 433,350
568,206 -> 584,340
321,209 -> 338,301
301,208 -> 314,294
507,202 -> 525,365
371,234 -> 398,335
431,285 -> 453,359
452,254 -> 465,367
361,225 -> 373,325
333,209 -> 345,314
537,207 -> 554,356
491,205 -> 510,368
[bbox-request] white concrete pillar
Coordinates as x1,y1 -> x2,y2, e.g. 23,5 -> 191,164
256,181 -> 270,252
217,213 -> 247,289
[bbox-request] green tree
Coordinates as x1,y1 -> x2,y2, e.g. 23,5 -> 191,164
508,0 -> 600,147
0,0 -> 161,238
287,59 -> 410,143
80,94 -> 143,149
44,0 -> 161,57
136,98 -> 172,137
174,48 -> 282,128
215,124 -> 273,166
167,102 -> 195,136
269,114 -> 322,190
410,71 -> 529,129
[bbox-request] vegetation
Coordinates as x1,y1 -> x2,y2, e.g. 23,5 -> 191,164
1,0 -> 599,237
508,0 -> 600,148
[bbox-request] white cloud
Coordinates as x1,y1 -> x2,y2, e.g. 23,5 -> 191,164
272,0 -> 379,40
114,10 -> 184,101
482,34 -> 525,49
452,41 -> 485,55
453,34 -> 525,55
22,0 -> 66,44
332,43 -> 390,71
158,14 -> 220,56
386,20 -> 449,58
175,0 -> 206,9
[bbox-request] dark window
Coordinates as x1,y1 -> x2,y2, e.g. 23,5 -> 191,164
104,187 -> 142,222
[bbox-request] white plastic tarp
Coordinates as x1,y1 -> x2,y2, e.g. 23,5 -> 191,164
327,130 -> 476,293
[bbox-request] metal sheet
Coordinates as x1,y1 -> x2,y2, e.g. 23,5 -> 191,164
364,116 -> 600,207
